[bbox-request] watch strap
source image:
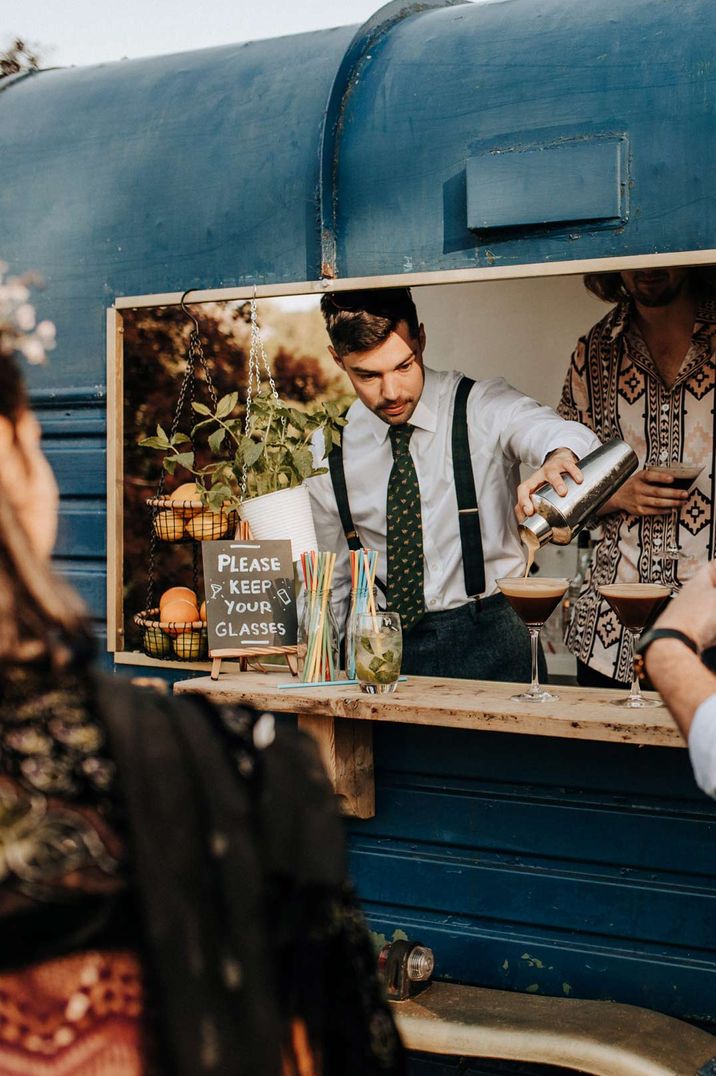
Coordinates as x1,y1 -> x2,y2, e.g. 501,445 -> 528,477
633,627 -> 700,679
635,627 -> 699,657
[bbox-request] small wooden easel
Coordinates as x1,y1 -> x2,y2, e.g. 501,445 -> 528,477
210,646 -> 298,680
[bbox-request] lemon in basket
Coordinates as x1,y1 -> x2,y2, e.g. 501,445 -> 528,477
153,510 -> 185,541
169,483 -> 203,514
185,510 -> 229,541
143,630 -> 173,658
173,633 -> 208,660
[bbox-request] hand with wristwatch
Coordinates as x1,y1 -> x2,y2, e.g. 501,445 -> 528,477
634,563 -> 716,679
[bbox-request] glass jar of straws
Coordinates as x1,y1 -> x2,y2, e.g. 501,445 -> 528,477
298,590 -> 339,681
298,550 -> 340,683
345,549 -> 379,679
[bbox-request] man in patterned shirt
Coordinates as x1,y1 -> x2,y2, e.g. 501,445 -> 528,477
559,267 -> 716,688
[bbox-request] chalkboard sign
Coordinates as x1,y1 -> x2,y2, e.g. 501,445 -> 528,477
202,539 -> 297,654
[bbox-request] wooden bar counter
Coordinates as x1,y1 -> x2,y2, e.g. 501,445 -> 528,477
174,672 -> 684,819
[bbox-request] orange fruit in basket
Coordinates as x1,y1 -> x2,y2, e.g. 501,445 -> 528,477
199,600 -> 206,621
185,510 -> 229,541
160,586 -> 197,611
161,598 -> 202,634
153,510 -> 186,541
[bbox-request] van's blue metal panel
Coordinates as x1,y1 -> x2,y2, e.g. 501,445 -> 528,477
349,725 -> 716,1030
0,30 -> 355,394
335,0 -> 716,275
2,0 -> 716,1059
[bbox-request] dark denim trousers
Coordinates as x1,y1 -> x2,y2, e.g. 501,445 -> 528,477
402,593 -> 546,683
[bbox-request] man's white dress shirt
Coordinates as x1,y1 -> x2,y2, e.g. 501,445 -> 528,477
689,697 -> 716,798
307,366 -> 599,625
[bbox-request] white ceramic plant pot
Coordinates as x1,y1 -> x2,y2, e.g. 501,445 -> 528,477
239,483 -> 318,561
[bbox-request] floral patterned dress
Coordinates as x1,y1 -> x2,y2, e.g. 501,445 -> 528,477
0,662 -> 404,1076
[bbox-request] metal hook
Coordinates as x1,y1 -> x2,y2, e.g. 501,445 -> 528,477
180,289 -> 200,333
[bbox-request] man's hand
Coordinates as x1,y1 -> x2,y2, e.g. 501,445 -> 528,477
599,468 -> 689,518
515,448 -> 583,522
651,561 -> 716,652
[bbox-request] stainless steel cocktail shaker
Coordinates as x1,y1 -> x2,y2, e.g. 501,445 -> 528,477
519,438 -> 638,547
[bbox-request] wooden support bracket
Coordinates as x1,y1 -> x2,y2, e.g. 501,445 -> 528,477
297,713 -> 375,818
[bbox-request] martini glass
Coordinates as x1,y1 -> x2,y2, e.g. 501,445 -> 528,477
598,583 -> 671,707
657,462 -> 703,565
496,577 -> 570,702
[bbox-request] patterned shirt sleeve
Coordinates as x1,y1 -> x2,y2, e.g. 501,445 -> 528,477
557,337 -> 596,433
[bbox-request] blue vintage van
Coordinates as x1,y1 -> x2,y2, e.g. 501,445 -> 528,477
2,0 -> 716,1071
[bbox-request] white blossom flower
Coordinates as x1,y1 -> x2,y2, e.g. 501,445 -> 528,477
14,303 -> 36,331
0,264 -> 55,365
18,337 -> 47,365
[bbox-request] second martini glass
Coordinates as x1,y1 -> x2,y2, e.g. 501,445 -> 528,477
496,577 -> 570,702
598,583 -> 671,707
658,462 -> 703,565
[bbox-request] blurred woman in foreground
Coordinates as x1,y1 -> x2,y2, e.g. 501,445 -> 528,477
0,286 -> 403,1074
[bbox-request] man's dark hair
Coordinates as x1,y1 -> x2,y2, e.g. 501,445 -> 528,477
320,288 -> 420,357
584,266 -> 716,304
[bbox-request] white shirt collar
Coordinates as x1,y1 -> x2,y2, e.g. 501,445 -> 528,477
356,365 -> 440,444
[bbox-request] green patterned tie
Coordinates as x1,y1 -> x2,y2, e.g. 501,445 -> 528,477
386,424 -> 425,631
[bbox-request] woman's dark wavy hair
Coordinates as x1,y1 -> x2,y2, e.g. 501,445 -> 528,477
0,351 -> 92,665
584,267 -> 716,304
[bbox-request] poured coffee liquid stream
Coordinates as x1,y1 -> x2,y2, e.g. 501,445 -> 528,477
522,529 -> 540,578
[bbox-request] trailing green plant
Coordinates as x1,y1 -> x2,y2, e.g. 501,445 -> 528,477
140,392 -> 347,507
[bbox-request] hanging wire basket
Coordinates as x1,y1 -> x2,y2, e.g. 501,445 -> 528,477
134,292 -> 225,660
147,496 -> 238,542
134,608 -> 209,661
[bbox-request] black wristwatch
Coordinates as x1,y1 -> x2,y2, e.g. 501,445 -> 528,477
633,628 -> 699,678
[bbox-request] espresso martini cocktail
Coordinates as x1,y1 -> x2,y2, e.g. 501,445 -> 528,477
498,577 -> 569,627
647,462 -> 703,565
496,577 -> 570,702
598,583 -> 672,708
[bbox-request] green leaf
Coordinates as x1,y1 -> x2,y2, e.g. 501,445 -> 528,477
173,451 -> 195,470
215,391 -> 239,419
244,440 -> 264,467
171,432 -> 192,445
191,418 -> 215,435
140,436 -> 168,450
156,423 -> 169,443
208,428 -> 226,454
322,426 -> 333,456
291,444 -> 314,479
163,458 -> 177,475
369,656 -> 384,674
290,408 -> 308,430
191,402 -> 211,415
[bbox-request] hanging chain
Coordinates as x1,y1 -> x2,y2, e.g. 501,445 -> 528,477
146,300 -> 218,612
240,294 -> 282,501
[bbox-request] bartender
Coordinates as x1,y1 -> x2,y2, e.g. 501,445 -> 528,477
306,288 -> 600,680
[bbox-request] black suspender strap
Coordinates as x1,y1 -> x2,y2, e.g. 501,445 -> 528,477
328,444 -> 387,596
328,374 -> 485,600
328,443 -> 362,552
452,377 -> 486,598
